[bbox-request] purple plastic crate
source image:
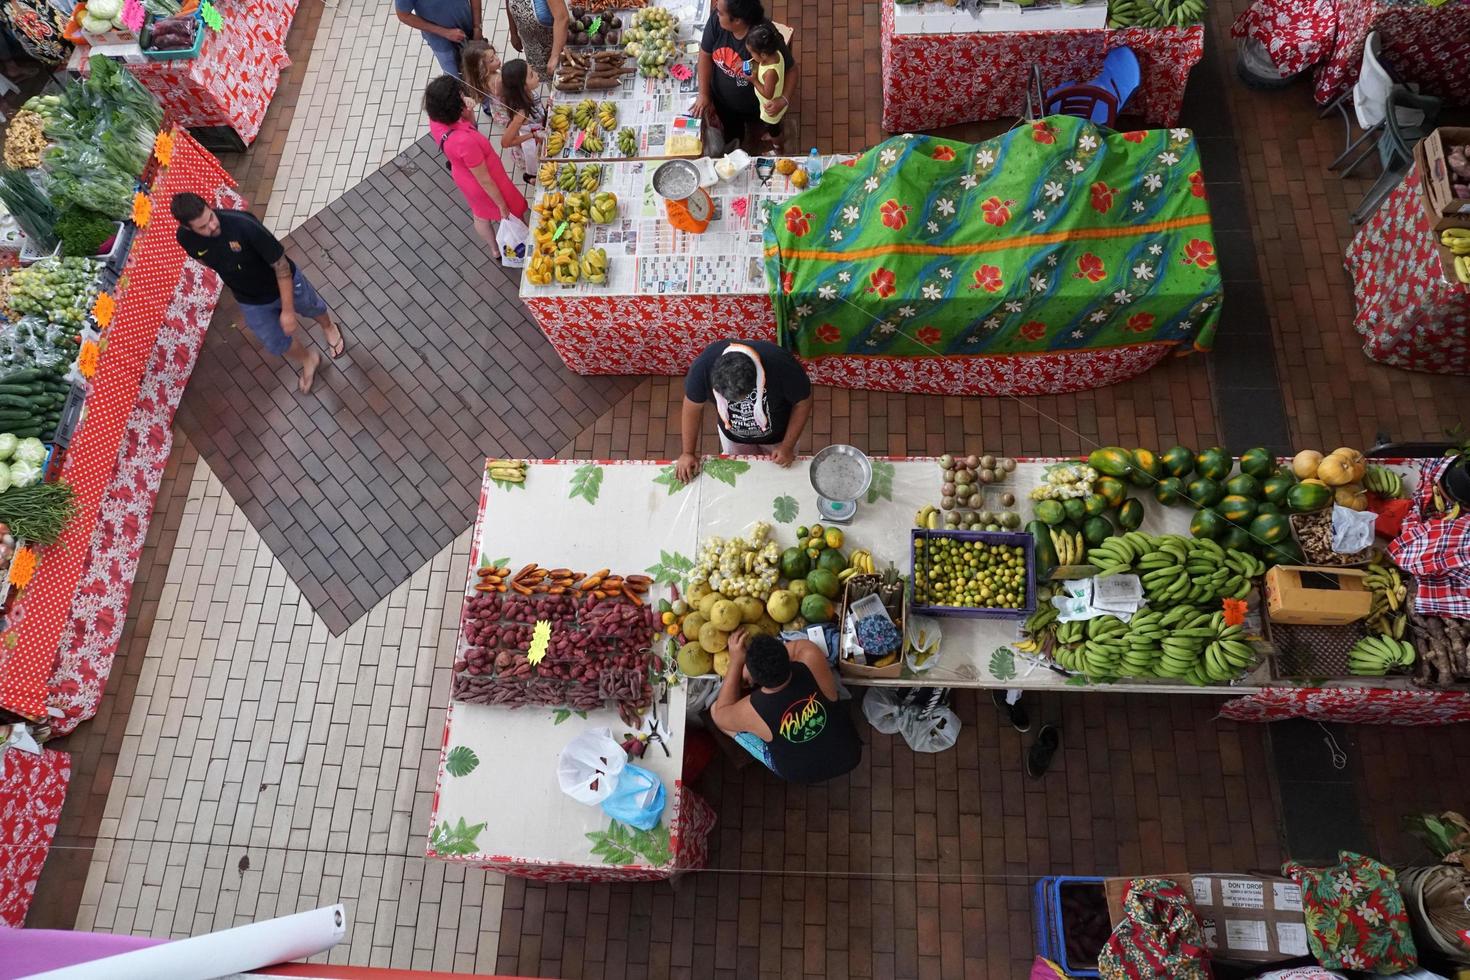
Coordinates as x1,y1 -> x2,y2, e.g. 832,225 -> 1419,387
909,528 -> 1036,619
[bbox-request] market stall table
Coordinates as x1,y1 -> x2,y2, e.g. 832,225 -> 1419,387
1230,0 -> 1470,107
521,118 -> 1220,395
1344,168 -> 1469,376
879,0 -> 1204,132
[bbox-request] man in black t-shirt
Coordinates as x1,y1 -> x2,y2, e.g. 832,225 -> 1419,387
171,193 -> 345,394
693,0 -> 797,150
677,339 -> 812,482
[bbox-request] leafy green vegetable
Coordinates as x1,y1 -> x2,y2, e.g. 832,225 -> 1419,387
54,209 -> 116,257
0,480 -> 76,543
0,167 -> 59,250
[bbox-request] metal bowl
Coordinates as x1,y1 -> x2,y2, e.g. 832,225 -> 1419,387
651,159 -> 700,201
809,444 -> 873,503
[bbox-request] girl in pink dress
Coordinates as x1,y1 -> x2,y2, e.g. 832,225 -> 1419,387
424,74 -> 528,255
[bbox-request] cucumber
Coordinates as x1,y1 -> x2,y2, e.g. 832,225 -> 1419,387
0,369 -> 45,383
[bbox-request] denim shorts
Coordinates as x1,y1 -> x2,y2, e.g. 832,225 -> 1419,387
237,270 -> 329,356
733,732 -> 777,772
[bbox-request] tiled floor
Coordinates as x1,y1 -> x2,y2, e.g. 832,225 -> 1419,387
29,0 -> 1470,967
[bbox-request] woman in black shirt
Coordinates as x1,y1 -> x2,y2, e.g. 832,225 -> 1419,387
692,0 -> 798,151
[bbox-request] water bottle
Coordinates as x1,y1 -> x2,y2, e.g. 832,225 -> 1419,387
806,147 -> 823,187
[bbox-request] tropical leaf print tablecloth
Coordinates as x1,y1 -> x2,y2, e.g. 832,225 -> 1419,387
762,116 -> 1223,362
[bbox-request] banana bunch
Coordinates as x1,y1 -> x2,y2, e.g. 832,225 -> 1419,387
1431,483 -> 1464,519
580,165 -> 601,192
1445,231 -> 1470,283
557,164 -> 579,191
1051,528 -> 1085,565
1121,608 -> 1165,676
1108,0 -> 1204,27
1363,560 -> 1410,638
487,459 -> 527,483
1348,634 -> 1416,676
527,253 -> 553,285
597,101 -> 618,131
582,132 -> 605,155
617,126 -> 638,157
538,161 -> 560,189
1202,612 -> 1257,682
1155,606 -> 1218,682
1363,464 -> 1404,498
581,247 -> 608,285
590,191 -> 619,223
915,505 -> 942,529
1092,533 -> 1263,604
847,549 -> 876,575
1016,604 -> 1058,655
572,98 -> 597,129
546,131 -> 567,156
549,105 -> 572,133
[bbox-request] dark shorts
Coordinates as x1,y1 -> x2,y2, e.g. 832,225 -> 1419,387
237,270 -> 329,357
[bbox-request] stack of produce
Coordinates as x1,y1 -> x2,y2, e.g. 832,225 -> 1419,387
553,50 -> 631,94
912,533 -> 1029,612
1051,608 -> 1255,683
0,365 -> 73,442
3,111 -> 47,169
929,452 -> 1020,531
1408,614 -> 1470,688
1362,559 -> 1410,638
1347,634 -> 1416,677
1090,532 -> 1265,602
0,479 -> 76,545
4,257 -> 102,379
474,561 -> 651,602
526,188 -> 615,287
623,7 -> 679,78
0,434 -> 49,492
1443,229 -> 1470,285
1107,0 -> 1205,27
75,0 -> 131,35
453,589 -> 659,725
144,15 -> 198,52
568,8 -> 622,46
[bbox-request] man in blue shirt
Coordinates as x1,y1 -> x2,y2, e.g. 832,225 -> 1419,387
394,0 -> 481,77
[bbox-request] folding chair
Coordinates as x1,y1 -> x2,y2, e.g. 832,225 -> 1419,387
1349,84 -> 1441,224
1323,32 -> 1403,177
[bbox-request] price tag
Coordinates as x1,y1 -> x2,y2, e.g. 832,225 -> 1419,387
587,14 -> 602,34
527,620 -> 552,665
121,0 -> 144,33
199,0 -> 222,30
552,221 -> 567,241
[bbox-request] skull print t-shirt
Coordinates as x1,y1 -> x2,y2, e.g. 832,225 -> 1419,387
684,339 -> 812,445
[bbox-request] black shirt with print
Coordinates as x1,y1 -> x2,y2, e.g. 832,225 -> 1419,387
176,209 -> 295,306
685,339 -> 811,445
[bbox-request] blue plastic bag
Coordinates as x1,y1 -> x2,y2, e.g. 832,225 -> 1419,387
600,764 -> 666,830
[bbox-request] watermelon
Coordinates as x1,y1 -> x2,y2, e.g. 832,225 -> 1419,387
1028,520 -> 1058,572
1262,475 -> 1296,505
1154,477 -> 1185,506
1087,447 -> 1134,479
1129,448 -> 1164,488
1287,482 -> 1333,513
1184,477 -> 1224,508
1083,494 -> 1109,517
1117,499 -> 1145,530
1095,476 -> 1128,509
1249,512 -> 1291,546
1083,515 -> 1114,546
1195,447 -> 1232,482
1034,500 -> 1066,526
1220,526 -> 1256,555
1161,445 -> 1195,478
1190,509 -> 1225,539
1224,473 -> 1261,499
1063,498 -> 1087,524
1217,494 -> 1258,523
1238,447 -> 1275,479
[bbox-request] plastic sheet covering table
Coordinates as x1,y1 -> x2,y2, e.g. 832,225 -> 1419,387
1344,168 -> 1469,376
879,0 -> 1204,132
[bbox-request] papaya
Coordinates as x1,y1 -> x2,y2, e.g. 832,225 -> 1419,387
1034,500 -> 1066,526
1256,501 -> 1282,516
779,547 -> 811,580
1286,482 -> 1333,513
1028,520 -> 1058,572
806,568 -> 840,599
1184,477 -> 1224,508
1094,476 -> 1127,509
1116,499 -> 1144,530
1238,446 -> 1275,480
1190,508 -> 1225,539
1128,448 -> 1164,488
1220,526 -> 1256,555
1195,446 -> 1232,482
1087,447 -> 1134,479
1153,477 -> 1185,506
1261,475 -> 1296,506
799,593 -> 835,623
1224,473 -> 1261,499
1062,498 -> 1087,524
1083,494 -> 1109,517
1249,512 -> 1290,546
1161,445 -> 1195,478
1083,515 -> 1114,546
816,549 -> 848,574
1217,494 -> 1258,524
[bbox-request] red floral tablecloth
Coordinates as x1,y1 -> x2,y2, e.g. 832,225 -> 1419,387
524,293 -> 1177,394
0,131 -> 233,724
1220,687 -> 1470,724
81,0 -> 297,145
879,0 -> 1204,132
1230,0 -> 1470,106
0,748 -> 69,927
1343,168 -> 1469,376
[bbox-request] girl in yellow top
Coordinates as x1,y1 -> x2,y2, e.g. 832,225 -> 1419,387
743,23 -> 788,154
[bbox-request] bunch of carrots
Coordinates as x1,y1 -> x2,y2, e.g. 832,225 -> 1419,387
475,563 -> 653,602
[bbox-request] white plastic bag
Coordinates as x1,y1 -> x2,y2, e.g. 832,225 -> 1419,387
496,215 -> 529,269
557,728 -> 626,805
899,704 -> 961,753
1330,504 -> 1376,554
905,614 -> 942,673
861,688 -> 906,735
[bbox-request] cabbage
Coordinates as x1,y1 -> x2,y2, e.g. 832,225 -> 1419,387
81,13 -> 114,32
87,0 -> 121,19
0,433 -> 17,461
13,437 -> 46,465
0,465 -> 11,493
8,459 -> 40,487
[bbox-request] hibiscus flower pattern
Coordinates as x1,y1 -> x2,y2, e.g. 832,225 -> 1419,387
1030,121 -> 1055,145
1188,171 -> 1206,199
784,206 -> 814,237
1122,131 -> 1148,143
867,267 -> 897,299
981,197 -> 1014,227
815,323 -> 841,344
915,326 -> 942,346
1089,181 -> 1116,214
1075,253 -> 1106,283
1126,312 -> 1155,334
931,145 -> 956,161
970,264 -> 1003,293
880,199 -> 912,230
1020,320 -> 1047,341
780,271 -> 794,295
1181,238 -> 1217,269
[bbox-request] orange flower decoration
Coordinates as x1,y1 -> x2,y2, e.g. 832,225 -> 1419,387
92,291 -> 116,328
9,546 -> 37,589
132,191 -> 152,227
153,129 -> 174,166
1221,597 -> 1247,627
78,339 -> 100,378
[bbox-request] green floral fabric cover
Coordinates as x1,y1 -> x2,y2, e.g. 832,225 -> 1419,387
762,116 -> 1223,360
1282,851 -> 1418,973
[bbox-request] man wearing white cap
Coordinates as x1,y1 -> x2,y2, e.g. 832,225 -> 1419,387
676,339 -> 812,482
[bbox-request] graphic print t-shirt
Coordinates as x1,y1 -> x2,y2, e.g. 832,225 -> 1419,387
684,339 -> 811,445
699,15 -> 795,120
176,209 -> 294,306
750,661 -> 861,784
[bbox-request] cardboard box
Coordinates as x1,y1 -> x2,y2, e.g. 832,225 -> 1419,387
1420,127 -> 1470,228
1264,565 -> 1371,625
837,583 -> 905,679
1105,875 -> 1310,965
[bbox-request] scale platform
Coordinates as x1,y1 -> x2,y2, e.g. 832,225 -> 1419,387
810,445 -> 873,527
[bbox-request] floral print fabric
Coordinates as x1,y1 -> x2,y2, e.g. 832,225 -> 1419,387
1098,877 -> 1212,979
1281,851 -> 1418,973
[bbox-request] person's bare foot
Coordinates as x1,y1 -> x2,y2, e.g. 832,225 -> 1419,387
298,349 -> 321,393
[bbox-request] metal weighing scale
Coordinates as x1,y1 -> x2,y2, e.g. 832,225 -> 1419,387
651,159 -> 713,234
809,444 -> 873,525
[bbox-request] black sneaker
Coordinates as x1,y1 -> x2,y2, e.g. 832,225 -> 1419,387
991,689 -> 1031,733
1025,725 -> 1060,779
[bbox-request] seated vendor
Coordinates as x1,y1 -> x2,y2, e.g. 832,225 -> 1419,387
711,628 -> 862,784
